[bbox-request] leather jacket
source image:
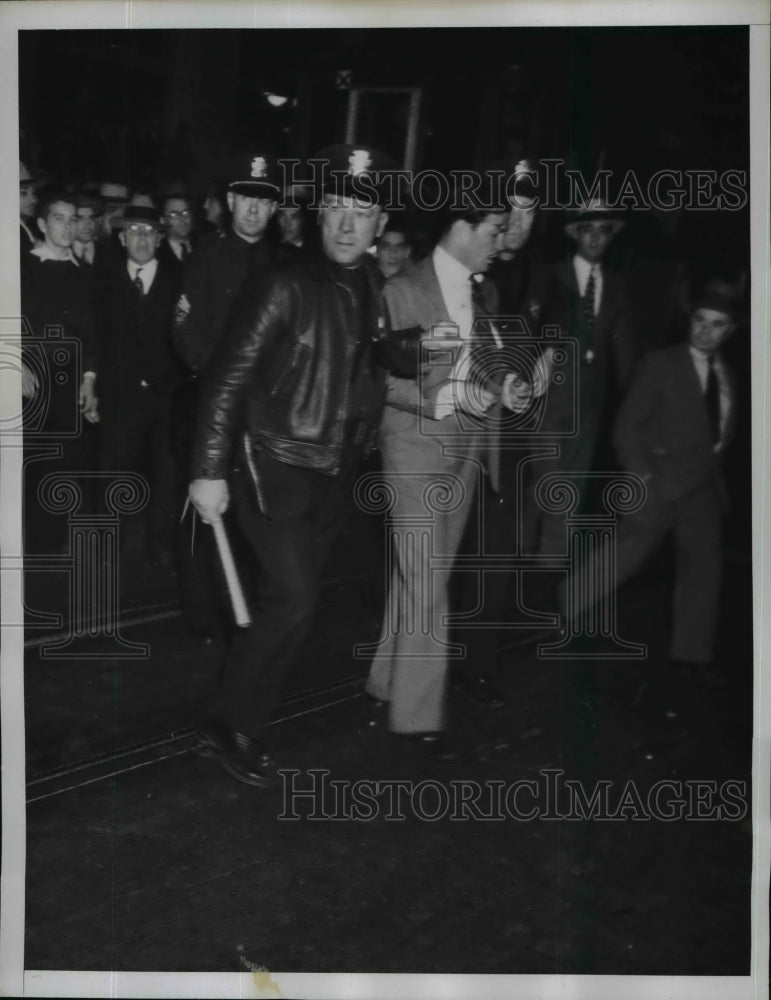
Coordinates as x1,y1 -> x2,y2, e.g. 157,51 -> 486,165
190,246 -> 390,479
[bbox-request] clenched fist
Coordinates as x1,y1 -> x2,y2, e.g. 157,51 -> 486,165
189,478 -> 230,523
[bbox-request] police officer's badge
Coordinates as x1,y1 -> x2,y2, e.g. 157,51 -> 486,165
251,156 -> 268,179
348,149 -> 373,176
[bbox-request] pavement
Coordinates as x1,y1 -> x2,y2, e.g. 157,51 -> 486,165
21,519 -> 754,976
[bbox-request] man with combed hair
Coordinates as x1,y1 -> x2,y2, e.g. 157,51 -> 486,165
365,179 -> 540,759
21,187 -> 99,553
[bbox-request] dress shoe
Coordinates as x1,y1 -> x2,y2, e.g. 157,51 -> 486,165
452,673 -> 506,708
195,719 -> 272,787
393,731 -> 460,762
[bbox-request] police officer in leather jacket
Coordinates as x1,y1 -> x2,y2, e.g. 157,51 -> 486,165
188,144 -> 396,787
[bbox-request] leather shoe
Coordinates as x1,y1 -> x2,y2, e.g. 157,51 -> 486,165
195,720 -> 272,787
452,674 -> 506,708
394,731 -> 460,762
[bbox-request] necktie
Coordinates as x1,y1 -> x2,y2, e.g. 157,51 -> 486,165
180,242 -> 189,261
470,274 -> 503,348
85,243 -> 94,265
582,266 -> 596,332
133,268 -> 145,295
704,355 -> 721,444
470,274 -> 487,318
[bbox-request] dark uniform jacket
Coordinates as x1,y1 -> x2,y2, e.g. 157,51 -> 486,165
172,228 -> 277,373
190,247 -> 387,480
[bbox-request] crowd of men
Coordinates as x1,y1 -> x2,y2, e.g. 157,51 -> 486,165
20,143 -> 744,786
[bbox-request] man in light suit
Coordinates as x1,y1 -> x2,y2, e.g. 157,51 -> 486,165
559,282 -> 739,674
365,184 -> 539,759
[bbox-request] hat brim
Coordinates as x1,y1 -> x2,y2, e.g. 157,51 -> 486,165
229,181 -> 280,198
565,216 -> 625,238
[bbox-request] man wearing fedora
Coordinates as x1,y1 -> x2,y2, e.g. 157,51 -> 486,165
96,204 -> 183,569
524,198 -> 636,564
187,144 -> 396,786
558,280 -> 740,721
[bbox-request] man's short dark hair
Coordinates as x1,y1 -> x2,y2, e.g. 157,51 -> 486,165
379,215 -> 414,247
438,205 -> 507,239
36,186 -> 76,222
162,192 -> 191,211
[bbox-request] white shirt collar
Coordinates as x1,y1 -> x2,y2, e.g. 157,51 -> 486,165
127,257 -> 158,288
573,253 -> 600,282
433,243 -> 472,285
168,237 -> 189,257
30,244 -> 79,265
689,345 -> 725,373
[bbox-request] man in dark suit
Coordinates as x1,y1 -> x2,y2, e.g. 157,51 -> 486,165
525,199 -> 636,560
96,205 -> 182,568
158,192 -> 195,280
559,283 -> 738,672
72,191 -> 108,269
365,183 -> 536,757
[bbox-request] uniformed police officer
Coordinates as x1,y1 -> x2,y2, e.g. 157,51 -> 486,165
172,152 -> 281,373
171,153 -> 281,637
188,143 -> 398,787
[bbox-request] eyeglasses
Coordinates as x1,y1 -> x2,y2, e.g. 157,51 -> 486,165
577,223 -> 614,236
165,210 -> 192,219
126,224 -> 158,236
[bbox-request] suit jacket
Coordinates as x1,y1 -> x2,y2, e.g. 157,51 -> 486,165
157,237 -> 196,288
95,255 -> 182,411
613,342 -> 735,505
382,255 -> 500,411
381,254 -> 505,489
539,257 -> 636,433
